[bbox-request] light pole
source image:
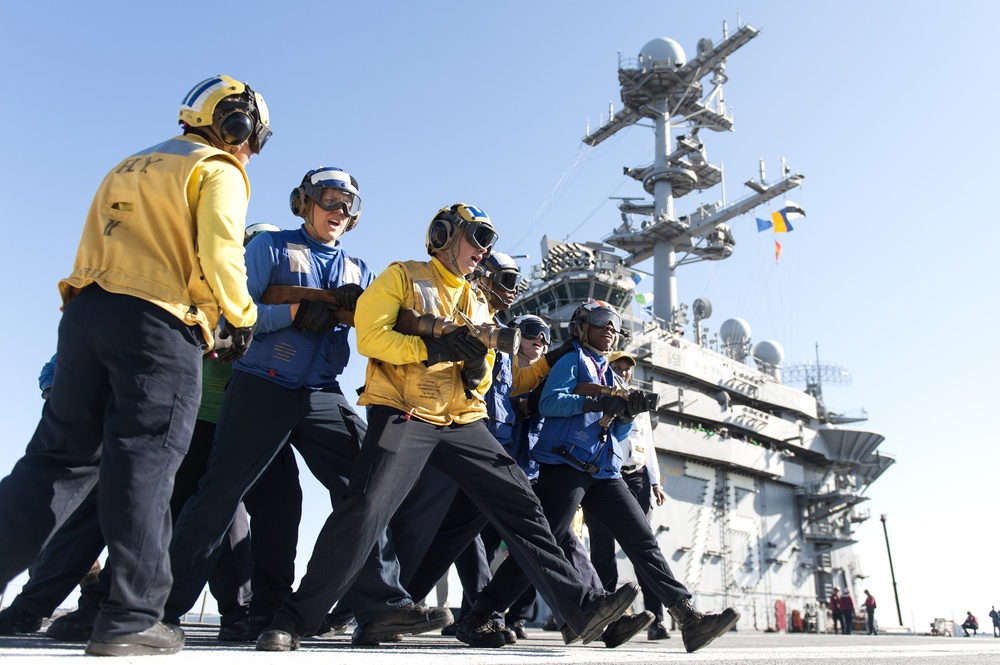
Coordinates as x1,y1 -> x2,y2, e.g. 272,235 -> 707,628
881,514 -> 903,625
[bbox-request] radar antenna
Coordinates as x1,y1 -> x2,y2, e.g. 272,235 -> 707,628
785,343 -> 859,423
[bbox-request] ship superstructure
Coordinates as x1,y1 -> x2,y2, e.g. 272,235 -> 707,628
509,21 -> 894,629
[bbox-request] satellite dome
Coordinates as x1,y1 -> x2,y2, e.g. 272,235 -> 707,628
639,37 -> 686,68
719,318 -> 751,346
752,340 -> 785,367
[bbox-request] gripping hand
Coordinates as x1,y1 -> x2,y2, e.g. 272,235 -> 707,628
625,390 -> 656,418
581,394 -> 626,418
332,284 -> 364,311
424,329 -> 488,366
217,320 -> 255,364
293,299 -> 340,334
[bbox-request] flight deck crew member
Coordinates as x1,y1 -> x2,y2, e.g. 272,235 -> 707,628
166,167 -> 444,646
471,300 -> 741,654
0,225 -> 290,645
255,203 -> 638,652
391,253 -> 580,645
585,350 -> 670,640
0,74 -> 269,657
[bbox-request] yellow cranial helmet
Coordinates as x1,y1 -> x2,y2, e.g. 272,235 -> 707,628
426,203 -> 497,257
179,75 -> 272,154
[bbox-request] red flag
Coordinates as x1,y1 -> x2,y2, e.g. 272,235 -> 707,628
775,240 -> 782,264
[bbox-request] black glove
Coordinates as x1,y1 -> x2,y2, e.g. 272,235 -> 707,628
581,394 -> 626,418
293,299 -> 340,334
423,328 -> 488,366
461,356 -> 489,392
216,320 -> 255,364
332,283 -> 364,311
543,339 -> 576,368
625,390 -> 655,417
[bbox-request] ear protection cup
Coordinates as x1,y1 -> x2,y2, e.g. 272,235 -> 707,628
431,206 -> 466,251
427,218 -> 454,252
289,186 -> 309,218
218,111 -> 254,146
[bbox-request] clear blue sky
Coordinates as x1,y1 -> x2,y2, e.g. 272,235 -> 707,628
2,0 -> 997,631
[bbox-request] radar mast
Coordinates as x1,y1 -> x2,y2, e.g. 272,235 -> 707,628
586,22 -> 804,328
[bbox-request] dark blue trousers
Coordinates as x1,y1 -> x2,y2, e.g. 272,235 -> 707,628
10,418 -> 260,627
403,482 -> 598,622
274,407 -> 607,635
240,441 -> 302,620
166,371 -> 409,625
481,463 -> 689,614
392,465 -> 459,591
10,487 -> 105,618
586,469 -> 664,621
0,287 -> 202,638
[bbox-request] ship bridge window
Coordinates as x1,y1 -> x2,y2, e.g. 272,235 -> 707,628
569,280 -> 591,302
608,287 -> 631,307
593,282 -> 611,302
537,289 -> 556,307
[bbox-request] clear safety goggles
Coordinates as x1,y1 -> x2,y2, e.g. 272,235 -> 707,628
463,221 -> 498,252
313,188 -> 362,217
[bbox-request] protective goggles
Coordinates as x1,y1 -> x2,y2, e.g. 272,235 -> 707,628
489,269 -> 521,293
312,189 -> 362,217
250,122 -> 272,155
516,319 -> 551,345
246,85 -> 271,154
463,221 -> 498,252
584,307 -> 622,332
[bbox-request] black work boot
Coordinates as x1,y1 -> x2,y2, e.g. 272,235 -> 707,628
667,598 -> 740,653
647,619 -> 670,640
357,602 -> 453,643
578,581 -> 639,644
0,606 -> 44,635
46,606 -> 99,642
85,622 -> 185,657
602,610 -> 655,648
455,601 -> 506,648
255,618 -> 303,652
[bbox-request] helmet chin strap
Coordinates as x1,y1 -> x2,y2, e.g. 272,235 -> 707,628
443,242 -> 464,276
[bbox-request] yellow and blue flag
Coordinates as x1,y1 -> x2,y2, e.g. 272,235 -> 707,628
771,202 -> 806,233
757,202 -> 806,233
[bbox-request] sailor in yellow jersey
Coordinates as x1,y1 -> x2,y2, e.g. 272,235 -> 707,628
0,75 -> 270,657
256,203 -> 639,652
